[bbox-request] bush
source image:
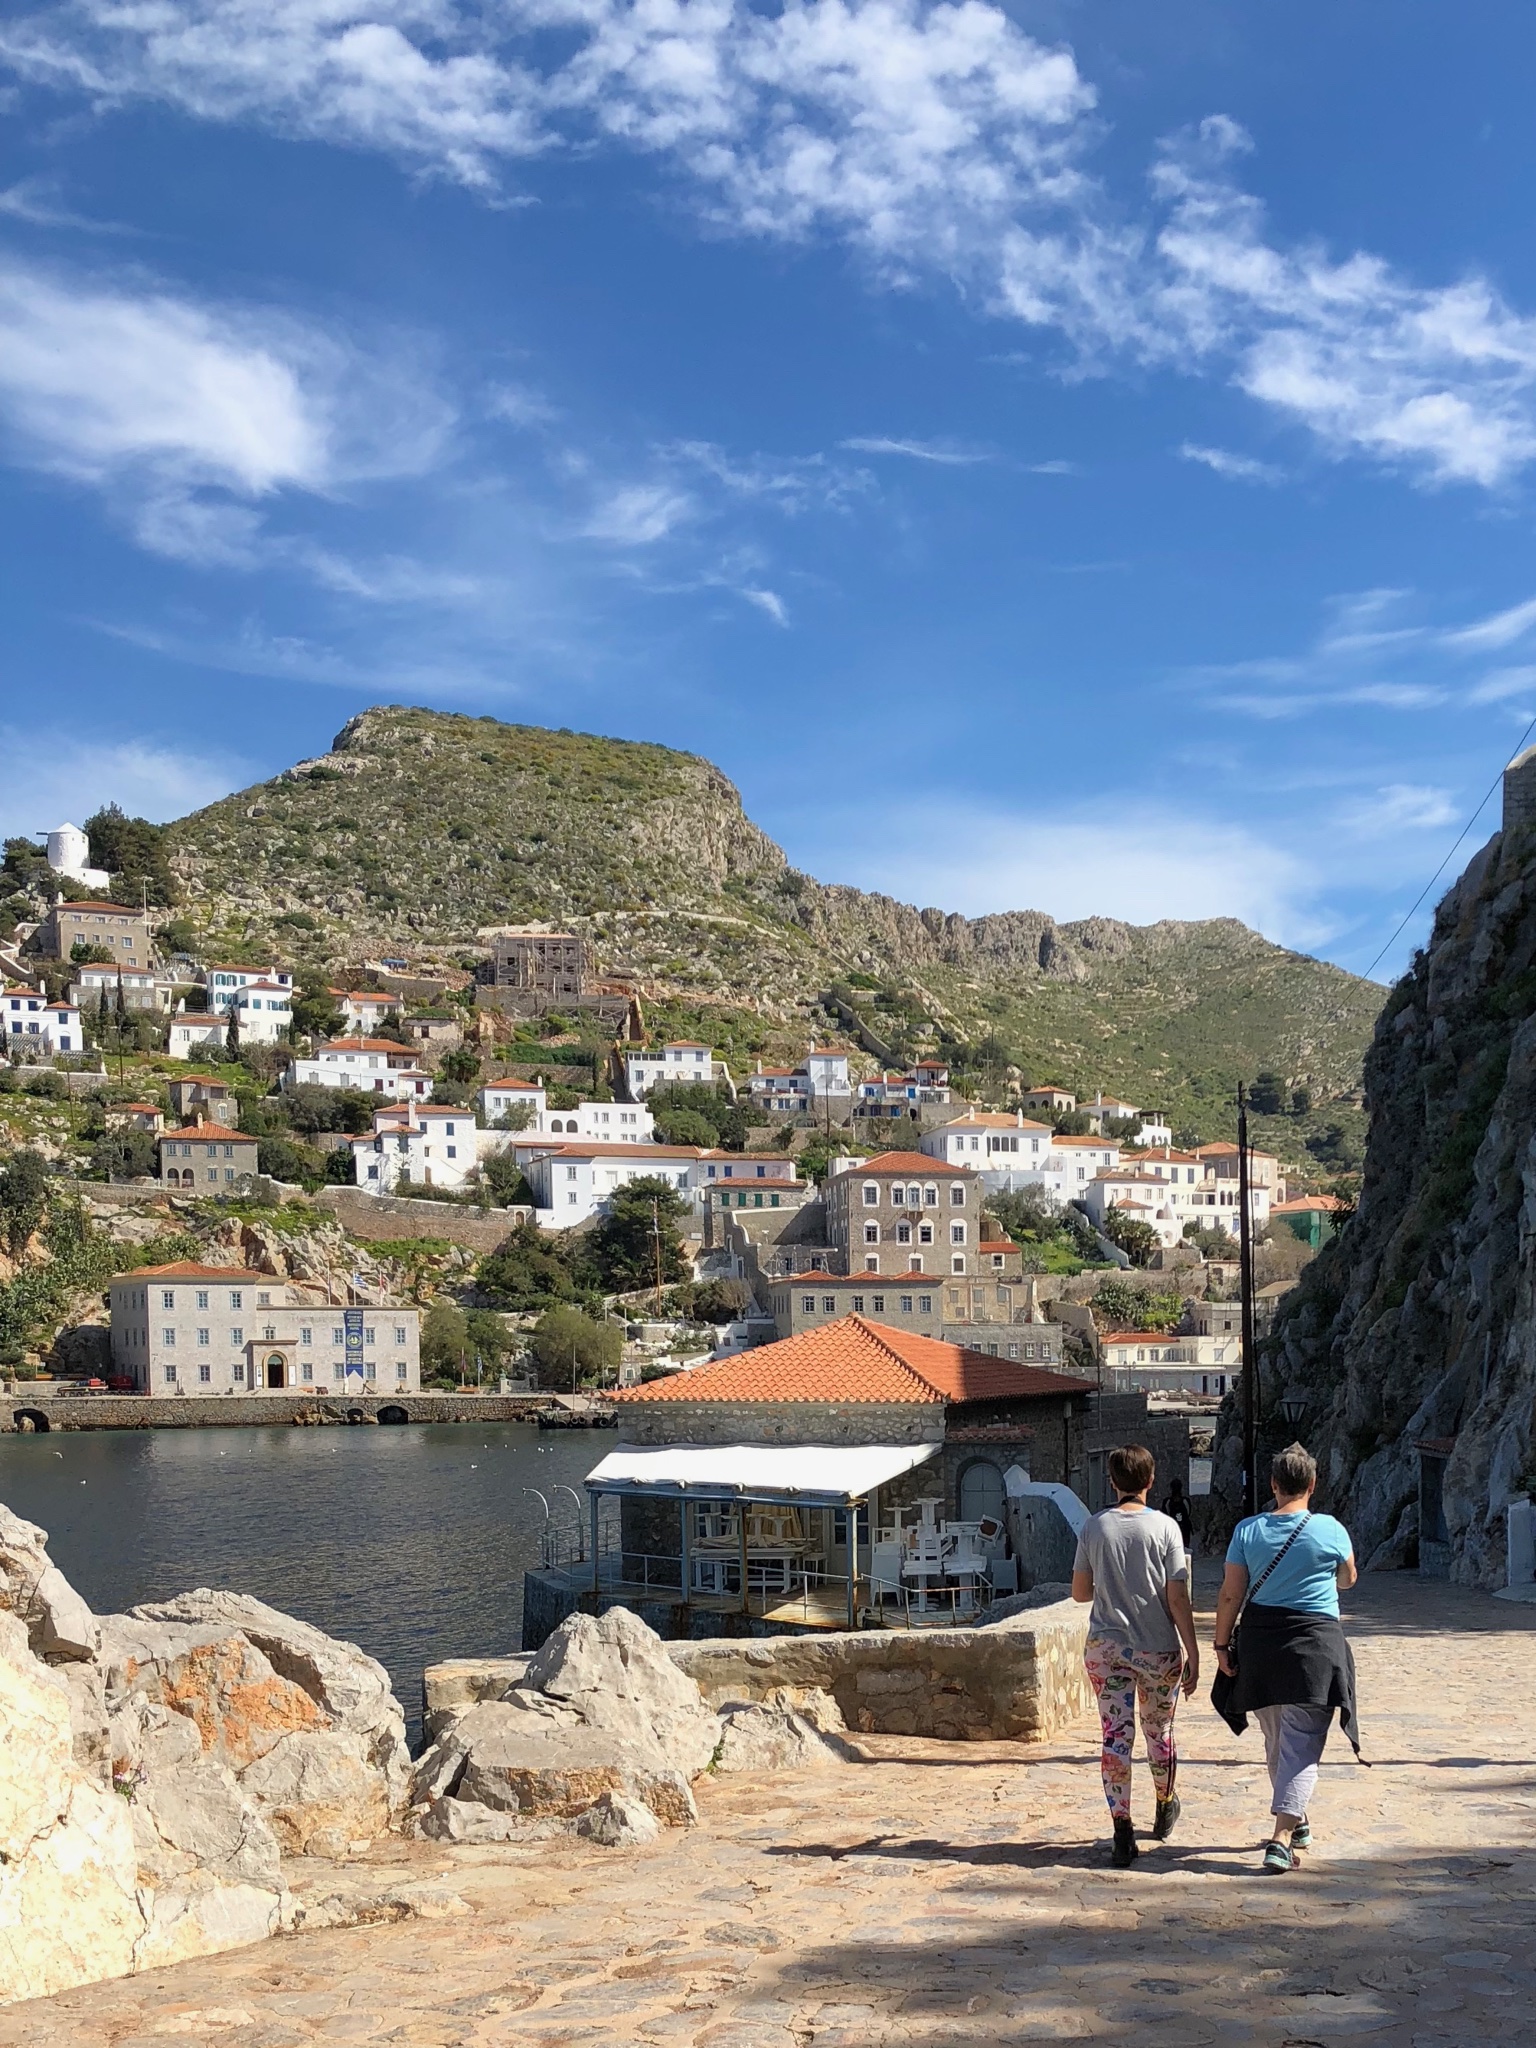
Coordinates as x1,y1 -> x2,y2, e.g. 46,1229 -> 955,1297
0,1151 -> 51,1255
477,1220 -> 583,1310
86,1130 -> 158,1182
585,1178 -> 691,1293
528,1305 -> 622,1389
1099,1206 -> 1161,1267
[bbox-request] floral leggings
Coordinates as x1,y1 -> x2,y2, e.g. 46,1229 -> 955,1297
1083,1636 -> 1184,1821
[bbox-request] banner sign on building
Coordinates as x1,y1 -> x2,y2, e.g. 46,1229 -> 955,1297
343,1308 -> 366,1381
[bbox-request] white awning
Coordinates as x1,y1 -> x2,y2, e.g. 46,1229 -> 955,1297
584,1441 -> 940,1506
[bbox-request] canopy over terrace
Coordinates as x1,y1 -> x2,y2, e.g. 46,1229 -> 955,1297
582,1440 -> 942,1627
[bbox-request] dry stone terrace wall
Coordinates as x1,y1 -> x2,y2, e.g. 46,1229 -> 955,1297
313,1188 -> 531,1251
1,1393 -> 550,1431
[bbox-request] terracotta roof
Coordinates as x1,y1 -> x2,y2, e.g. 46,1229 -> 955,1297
847,1152 -> 979,1176
775,1272 -> 936,1286
978,1238 -> 1018,1252
158,1125 -> 258,1143
116,1102 -> 161,1112
45,1001 -> 78,1012
710,1179 -> 805,1191
1135,1147 -> 1200,1163
482,1078 -> 542,1090
2,987 -> 43,998
171,1076 -> 230,1087
938,1112 -> 1052,1132
171,1014 -> 223,1025
1195,1142 -> 1277,1161
1272,1193 -> 1346,1212
314,1038 -> 409,1054
1050,1135 -> 1118,1149
114,1262 -> 268,1282
615,1315 -> 1096,1407
54,902 -> 146,914
1097,1330 -> 1186,1346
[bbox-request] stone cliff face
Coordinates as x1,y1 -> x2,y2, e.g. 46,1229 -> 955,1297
1256,820 -> 1536,1585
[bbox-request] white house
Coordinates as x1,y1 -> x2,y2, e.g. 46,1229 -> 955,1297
70,965 -> 163,1014
478,1078 -> 548,1123
747,1047 -> 852,1116
1046,1134 -> 1123,1194
3,987 -> 82,1054
230,981 -> 292,1045
624,1042 -> 718,1099
538,1101 -> 655,1143
330,989 -> 399,1034
1097,1330 -> 1237,1398
285,1039 -> 432,1100
351,1106 -> 510,1194
206,965 -> 295,1015
167,1013 -> 226,1060
521,1142 -> 701,1228
919,1110 -> 1054,1185
855,1062 -> 953,1116
45,823 -> 110,890
109,1260 -> 420,1396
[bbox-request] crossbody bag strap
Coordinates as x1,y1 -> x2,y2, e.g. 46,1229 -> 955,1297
1235,1511 -> 1311,1627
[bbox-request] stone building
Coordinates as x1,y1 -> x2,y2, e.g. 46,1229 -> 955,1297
493,929 -> 589,996
39,900 -> 154,970
108,1260 -> 421,1395
158,1124 -> 260,1190
821,1151 -> 985,1278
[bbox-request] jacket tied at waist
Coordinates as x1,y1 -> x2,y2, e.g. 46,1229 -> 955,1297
1213,1602 -> 1366,1759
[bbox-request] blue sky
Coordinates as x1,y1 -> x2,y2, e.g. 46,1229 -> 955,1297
3,1 -> 1536,981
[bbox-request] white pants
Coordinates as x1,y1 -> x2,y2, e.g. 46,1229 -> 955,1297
1254,1702 -> 1331,1818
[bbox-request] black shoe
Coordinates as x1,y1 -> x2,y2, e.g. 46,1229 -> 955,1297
1152,1795 -> 1181,1841
1111,1818 -> 1139,1868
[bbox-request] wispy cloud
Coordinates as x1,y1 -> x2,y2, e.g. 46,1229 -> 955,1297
1178,441 -> 1283,484
12,10 -> 1536,487
1340,783 -> 1458,836
840,436 -> 988,465
0,174 -> 139,234
0,728 -> 244,846
579,483 -> 695,545
740,585 -> 789,625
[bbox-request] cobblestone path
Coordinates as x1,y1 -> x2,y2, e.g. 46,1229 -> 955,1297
6,1575 -> 1536,2046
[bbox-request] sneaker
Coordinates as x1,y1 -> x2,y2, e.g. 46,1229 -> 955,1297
1111,1818 -> 1139,1868
1290,1821 -> 1311,1851
1152,1795 -> 1181,1841
1262,1839 -> 1294,1873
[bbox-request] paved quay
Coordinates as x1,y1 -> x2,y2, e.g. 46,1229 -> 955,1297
7,1573 -> 1536,2047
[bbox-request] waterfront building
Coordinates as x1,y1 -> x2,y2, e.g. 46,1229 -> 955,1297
108,1261 -> 422,1395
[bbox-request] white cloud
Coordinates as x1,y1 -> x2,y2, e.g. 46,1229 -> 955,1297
1178,440 -> 1282,484
11,6 -> 1536,487
0,730 -> 241,848
740,584 -> 788,624
809,802 -> 1328,944
840,435 -> 987,464
1339,783 -> 1458,836
1469,664 -> 1536,705
0,175 -> 138,233
1442,594 -> 1536,652
580,482 -> 695,543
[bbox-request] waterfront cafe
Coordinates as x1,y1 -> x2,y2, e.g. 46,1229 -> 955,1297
565,1317 -> 1096,1633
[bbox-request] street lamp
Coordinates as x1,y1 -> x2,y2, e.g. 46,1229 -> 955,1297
1278,1385 -> 1311,1431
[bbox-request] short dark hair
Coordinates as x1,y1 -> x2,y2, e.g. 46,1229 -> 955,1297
1271,1442 -> 1317,1498
1108,1444 -> 1156,1496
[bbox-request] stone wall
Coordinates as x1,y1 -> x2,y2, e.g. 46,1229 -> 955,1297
437,1595 -> 1092,1745
612,1398 -> 945,1448
314,1187 -> 530,1251
2,1391 -> 551,1432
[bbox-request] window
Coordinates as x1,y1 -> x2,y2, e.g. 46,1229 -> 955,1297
233,1362 -> 245,1383
197,1328 -> 209,1347
301,1361 -> 314,1381
802,1296 -> 816,1313
161,1290 -> 175,1310
394,1325 -> 407,1345
896,1222 -> 911,1245
923,1185 -> 938,1208
365,1327 -> 376,1346
396,1361 -> 408,1382
864,1254 -> 879,1272
198,1363 -> 211,1383
900,1295 -> 913,1313
918,1295 -> 932,1313
862,1183 -> 879,1207
333,1363 -> 346,1382
446,1146 -> 457,1159
852,1295 -> 865,1312
950,1222 -> 966,1244
164,1365 -> 177,1384
822,1297 -> 836,1313
229,1291 -> 242,1309
871,1295 -> 885,1312
918,1224 -> 933,1245
161,1328 -> 176,1346
206,1169 -> 218,1183
196,1290 -> 209,1310
863,1222 -> 879,1245
890,1183 -> 906,1207
332,1328 -> 344,1345
257,1290 -> 271,1306
231,1327 -> 243,1345
910,1256 -> 922,1273
301,1327 -> 312,1346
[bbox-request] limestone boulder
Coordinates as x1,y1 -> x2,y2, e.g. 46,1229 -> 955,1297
714,1687 -> 855,1774
236,1730 -> 391,1855
574,1792 -> 661,1847
413,1795 -> 526,1844
0,1612 -> 142,2005
520,1607 -> 721,1779
99,1614 -> 330,1771
415,1701 -> 698,1827
0,1503 -> 100,1663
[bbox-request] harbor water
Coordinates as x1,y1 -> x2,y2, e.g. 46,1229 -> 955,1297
0,1422 -> 601,1737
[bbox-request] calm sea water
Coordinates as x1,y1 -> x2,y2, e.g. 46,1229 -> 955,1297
0,1423 -> 602,1735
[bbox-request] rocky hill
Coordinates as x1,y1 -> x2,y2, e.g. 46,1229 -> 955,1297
161,706 -> 1381,1145
1254,815 -> 1536,1584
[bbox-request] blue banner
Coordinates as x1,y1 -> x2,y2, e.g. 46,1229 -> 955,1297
343,1308 -> 366,1381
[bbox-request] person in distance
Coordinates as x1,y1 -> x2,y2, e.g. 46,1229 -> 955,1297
1072,1444 -> 1200,1868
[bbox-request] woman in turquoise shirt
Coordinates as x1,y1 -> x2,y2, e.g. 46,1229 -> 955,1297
1212,1442 -> 1360,1873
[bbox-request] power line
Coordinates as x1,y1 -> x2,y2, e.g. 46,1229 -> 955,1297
1361,715 -> 1536,984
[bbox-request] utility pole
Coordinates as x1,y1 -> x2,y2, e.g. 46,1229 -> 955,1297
651,1196 -> 663,1305
1237,1081 -> 1258,1516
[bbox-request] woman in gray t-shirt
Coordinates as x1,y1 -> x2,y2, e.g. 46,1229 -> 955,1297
1072,1444 -> 1199,1867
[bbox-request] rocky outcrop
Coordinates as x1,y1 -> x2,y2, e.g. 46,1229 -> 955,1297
409,1608 -> 721,1841
714,1687 -> 854,1773
1248,819 -> 1536,1583
0,1514 -> 413,2004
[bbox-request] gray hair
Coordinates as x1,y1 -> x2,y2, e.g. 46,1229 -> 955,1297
1271,1442 -> 1317,1499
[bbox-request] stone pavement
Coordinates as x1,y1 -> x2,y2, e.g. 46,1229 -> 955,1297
6,1573 -> 1536,2047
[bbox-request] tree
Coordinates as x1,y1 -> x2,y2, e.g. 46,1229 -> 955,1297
439,1045 -> 481,1085
986,1186 -> 1064,1242
649,1106 -> 716,1148
0,1150 -> 50,1254
1091,1278 -> 1184,1332
528,1305 -> 622,1390
585,1177 -> 691,1292
1052,1108 -> 1093,1136
476,1146 -> 534,1208
1249,1071 -> 1286,1116
254,1134 -> 323,1188
70,941 -> 115,966
477,1220 -> 582,1311
420,1301 -> 470,1384
224,1007 -> 241,1061
1182,1222 -> 1237,1258
1291,1085 -> 1314,1116
84,805 -> 175,905
1099,1205 -> 1160,1267
87,1130 -> 158,1182
291,984 -> 346,1040
464,1309 -> 516,1373
683,1278 -> 750,1324
490,1101 -> 536,1132
644,1081 -> 749,1151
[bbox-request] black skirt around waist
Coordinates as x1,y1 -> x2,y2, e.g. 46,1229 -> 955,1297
1211,1602 -> 1364,1757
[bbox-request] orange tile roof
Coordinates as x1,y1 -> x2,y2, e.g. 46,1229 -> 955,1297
615,1316 -> 1095,1406
54,902 -> 147,914
158,1125 -> 258,1143
316,1037 -> 410,1053
849,1152 -> 979,1176
114,1262 -> 268,1282
525,1141 -> 703,1159
940,1111 -> 1052,1131
1272,1193 -> 1346,1212
1050,1135 -> 1118,1149
978,1238 -> 1018,1252
482,1078 -> 542,1089
170,1014 -> 223,1025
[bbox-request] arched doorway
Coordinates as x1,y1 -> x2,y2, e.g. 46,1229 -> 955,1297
13,1408 -> 50,1433
957,1457 -> 1006,1525
378,1404 -> 409,1425
264,1351 -> 287,1389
